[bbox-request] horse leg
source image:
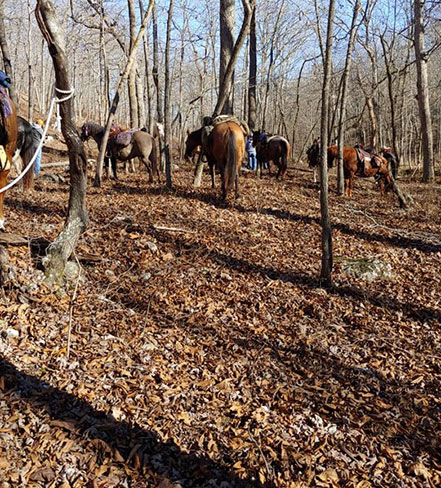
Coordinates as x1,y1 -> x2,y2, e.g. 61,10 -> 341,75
141,157 -> 154,183
0,170 -> 9,231
220,166 -> 227,201
313,168 -> 317,184
112,157 -> 118,180
234,172 -> 240,200
210,160 -> 215,188
348,172 -> 355,198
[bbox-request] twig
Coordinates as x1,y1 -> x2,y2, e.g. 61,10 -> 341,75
66,256 -> 82,363
248,428 -> 275,481
153,225 -> 196,233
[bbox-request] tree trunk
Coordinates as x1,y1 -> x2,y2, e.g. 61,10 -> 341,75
247,9 -> 257,129
139,0 -> 153,130
380,34 -> 400,172
127,0 -> 139,127
93,0 -> 155,187
337,0 -> 360,195
219,0 -> 235,114
164,0 -> 175,189
319,0 -> 336,287
27,0 -> 34,121
0,3 -> 16,102
413,0 -> 434,182
35,0 -> 88,284
213,0 -> 254,118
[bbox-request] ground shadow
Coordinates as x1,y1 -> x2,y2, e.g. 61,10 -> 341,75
0,356 -> 265,487
5,199 -> 65,218
152,185 -> 440,254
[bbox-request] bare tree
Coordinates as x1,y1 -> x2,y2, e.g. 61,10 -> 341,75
247,6 -> 257,130
319,0 -> 336,287
0,3 -> 16,101
220,0 -> 235,114
35,0 -> 88,283
413,0 -> 434,181
94,0 -> 155,187
337,0 -> 361,195
164,0 -> 175,188
128,0 -> 139,127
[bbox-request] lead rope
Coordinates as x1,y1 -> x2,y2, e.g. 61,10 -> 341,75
0,85 -> 74,194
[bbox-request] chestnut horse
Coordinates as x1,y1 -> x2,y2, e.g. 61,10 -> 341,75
252,131 -> 290,179
306,140 -> 392,197
185,121 -> 245,201
0,87 -> 18,230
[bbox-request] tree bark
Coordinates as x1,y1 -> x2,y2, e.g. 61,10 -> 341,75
319,0 -> 336,287
380,34 -> 400,172
219,0 -> 235,114
164,0 -> 175,189
247,7 -> 256,130
35,0 -> 88,284
213,0 -> 254,118
0,3 -> 17,102
93,0 -> 155,187
413,0 -> 434,182
337,0 -> 360,195
127,0 -> 139,128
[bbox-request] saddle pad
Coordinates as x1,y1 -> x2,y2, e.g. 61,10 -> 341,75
114,128 -> 139,147
0,87 -> 13,117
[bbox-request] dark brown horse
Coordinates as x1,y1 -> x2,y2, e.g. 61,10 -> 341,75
185,121 -> 245,201
306,139 -> 392,197
0,86 -> 18,230
80,121 -> 160,182
252,131 -> 290,179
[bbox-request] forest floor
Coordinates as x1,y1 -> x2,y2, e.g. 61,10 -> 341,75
0,157 -> 440,488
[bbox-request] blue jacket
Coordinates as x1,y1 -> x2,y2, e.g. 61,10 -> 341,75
246,139 -> 256,155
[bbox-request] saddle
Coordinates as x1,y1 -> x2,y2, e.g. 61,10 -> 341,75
201,115 -> 250,153
113,128 -> 139,147
355,146 -> 384,177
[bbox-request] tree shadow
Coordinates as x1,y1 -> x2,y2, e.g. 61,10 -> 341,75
152,185 -> 440,254
5,199 -> 65,217
0,356 -> 265,487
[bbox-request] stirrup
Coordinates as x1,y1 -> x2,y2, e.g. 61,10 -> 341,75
0,145 -> 6,167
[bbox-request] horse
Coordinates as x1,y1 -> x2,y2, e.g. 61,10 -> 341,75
80,121 -> 160,183
185,121 -> 245,201
306,139 -> 392,198
184,128 -> 216,188
252,130 -> 290,179
12,116 -> 43,190
0,86 -> 18,231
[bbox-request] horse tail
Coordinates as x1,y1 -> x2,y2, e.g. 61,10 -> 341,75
224,129 -> 237,192
22,125 -> 42,190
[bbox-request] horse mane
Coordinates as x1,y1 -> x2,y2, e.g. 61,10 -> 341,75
83,121 -> 104,136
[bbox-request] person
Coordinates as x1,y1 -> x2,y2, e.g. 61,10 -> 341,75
31,119 -> 44,175
245,135 -> 257,170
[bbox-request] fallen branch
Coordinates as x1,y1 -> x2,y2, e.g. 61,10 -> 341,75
153,225 -> 196,233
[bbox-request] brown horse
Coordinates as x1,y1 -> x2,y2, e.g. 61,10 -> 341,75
0,87 -> 18,231
81,121 -> 160,183
185,121 -> 245,201
306,140 -> 392,197
252,131 -> 290,179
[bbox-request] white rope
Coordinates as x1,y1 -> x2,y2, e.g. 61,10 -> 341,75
0,85 -> 74,194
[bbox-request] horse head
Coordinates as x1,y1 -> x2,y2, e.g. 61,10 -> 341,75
306,139 -> 320,168
80,123 -> 90,141
184,129 -> 202,162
